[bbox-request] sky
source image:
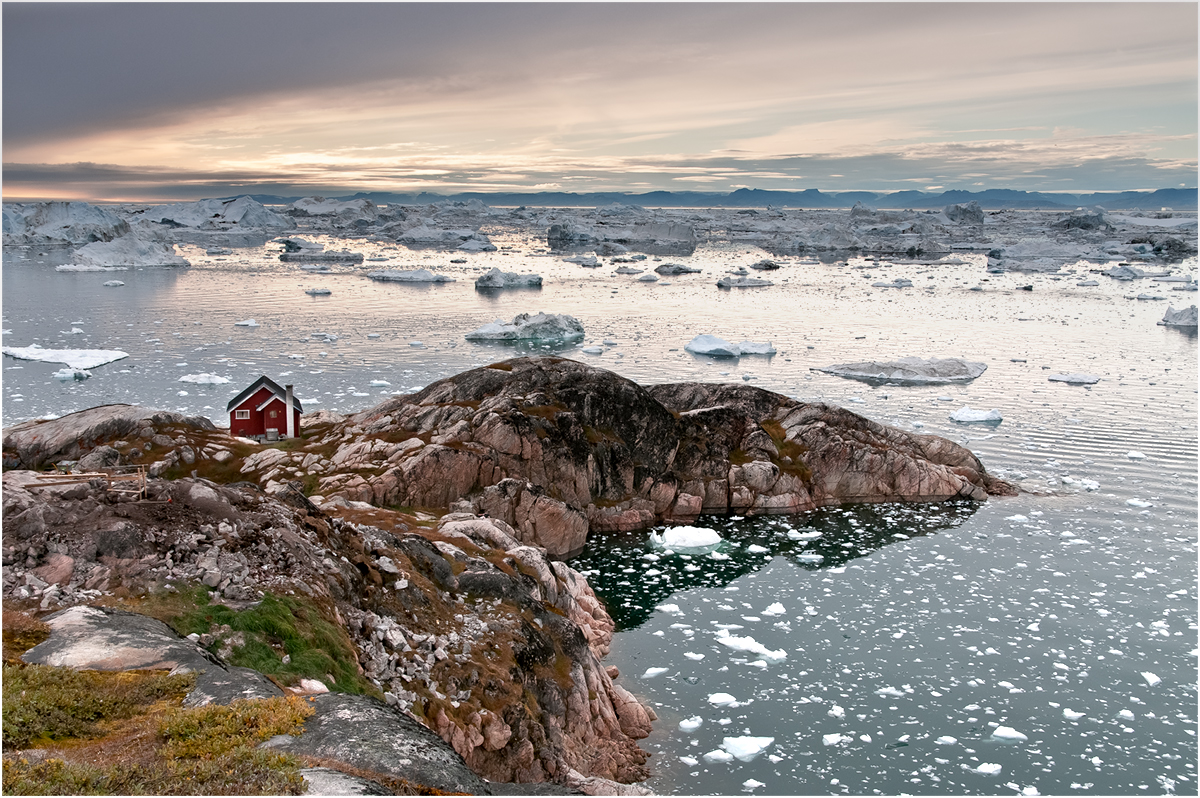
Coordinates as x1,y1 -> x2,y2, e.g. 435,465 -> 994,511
3,2 -> 1197,202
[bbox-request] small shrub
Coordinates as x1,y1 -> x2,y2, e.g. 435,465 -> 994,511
2,609 -> 50,664
158,695 -> 312,760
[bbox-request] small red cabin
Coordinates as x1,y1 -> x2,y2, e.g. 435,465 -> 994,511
226,375 -> 302,441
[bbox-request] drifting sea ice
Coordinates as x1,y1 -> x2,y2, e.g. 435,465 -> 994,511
641,667 -> 669,678
990,726 -> 1028,743
702,749 -> 735,763
714,629 -> 786,662
707,693 -> 739,707
52,368 -> 90,381
1,344 -> 129,369
950,406 -> 1003,423
721,736 -> 775,762
178,373 -> 230,384
651,526 -> 723,550
679,716 -> 703,732
234,319 -> 259,327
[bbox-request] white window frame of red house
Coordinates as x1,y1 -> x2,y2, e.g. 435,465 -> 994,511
235,409 -> 250,419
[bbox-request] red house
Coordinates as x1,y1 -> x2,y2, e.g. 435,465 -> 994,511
226,376 -> 302,441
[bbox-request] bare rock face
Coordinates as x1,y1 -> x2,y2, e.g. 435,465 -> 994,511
2,404 -> 215,470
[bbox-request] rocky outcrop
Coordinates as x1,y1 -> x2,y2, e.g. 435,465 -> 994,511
2,404 -> 215,471
274,358 -> 1012,555
2,469 -> 653,792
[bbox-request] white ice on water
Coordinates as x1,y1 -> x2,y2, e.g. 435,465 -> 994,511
178,373 -> 230,384
651,526 -> 723,550
720,736 -> 775,762
990,726 -> 1028,743
2,344 -> 129,369
641,667 -> 669,678
707,692 -> 739,707
679,716 -> 703,732
714,629 -> 786,662
950,406 -> 1003,423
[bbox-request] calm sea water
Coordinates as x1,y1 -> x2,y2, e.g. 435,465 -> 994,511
3,232 -> 1196,795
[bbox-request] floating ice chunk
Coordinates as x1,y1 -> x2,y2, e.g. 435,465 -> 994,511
950,406 -> 1003,423
641,667 -> 669,678
369,379 -> 391,387
721,736 -> 775,762
475,268 -> 542,289
368,268 -> 455,283
684,334 -> 740,357
708,693 -> 739,707
972,763 -> 1003,776
656,603 -> 683,615
1126,499 -> 1153,508
72,236 -> 189,267
55,263 -> 129,272
874,686 -> 904,697
1006,515 -> 1029,522
796,552 -> 824,564
789,529 -> 822,540
1047,373 -> 1101,385
637,273 -> 659,282
702,749 -> 735,763
761,602 -> 786,616
736,340 -> 776,355
304,287 -> 332,296
52,368 -> 91,381
746,544 -> 769,554
465,312 -> 584,343
815,356 -> 987,385
679,716 -> 703,732
1141,671 -> 1162,686
714,630 -> 786,662
178,373 -> 230,384
822,733 -> 851,746
990,726 -> 1028,743
234,319 -> 259,327
1119,709 -> 1135,720
827,704 -> 845,718
2,344 -> 128,369
935,736 -> 958,745
1126,451 -> 1146,460
742,780 -> 765,791
1063,709 -> 1085,720
717,275 -> 773,288
652,525 -> 722,550
367,333 -> 381,339
679,755 -> 698,766
1159,304 -> 1198,327
580,346 -> 604,355
684,652 -> 705,661
103,280 -> 125,287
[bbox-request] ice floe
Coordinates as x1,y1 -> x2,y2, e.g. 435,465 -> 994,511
707,692 -> 739,707
720,736 -> 775,762
102,280 -> 125,287
1047,373 -> 1101,385
717,275 -> 773,288
679,716 -> 703,732
2,344 -> 129,369
234,319 -> 260,327
368,268 -> 455,283
474,268 -> 542,289
464,312 -> 584,343
71,236 -> 189,268
714,629 -> 786,662
52,368 -> 91,381
950,406 -> 1003,423
641,667 -> 669,678
990,726 -> 1028,743
178,373 -> 230,384
815,356 -> 987,385
651,525 -> 722,550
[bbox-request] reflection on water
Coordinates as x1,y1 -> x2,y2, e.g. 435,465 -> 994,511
571,501 -> 980,631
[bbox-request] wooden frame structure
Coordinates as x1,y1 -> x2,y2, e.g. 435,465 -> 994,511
30,465 -> 149,500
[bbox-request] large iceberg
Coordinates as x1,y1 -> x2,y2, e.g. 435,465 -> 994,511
2,344 -> 129,369
397,225 -> 493,250
368,269 -> 456,283
1159,304 -> 1197,327
685,334 -> 740,357
136,196 -> 293,230
70,236 -> 189,268
475,268 -> 542,289
464,312 -> 584,343
815,356 -> 987,385
3,201 -> 130,245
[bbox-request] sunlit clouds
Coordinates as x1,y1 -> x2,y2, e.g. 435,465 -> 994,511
3,3 -> 1195,201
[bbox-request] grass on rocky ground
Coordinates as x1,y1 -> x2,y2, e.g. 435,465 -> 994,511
127,585 -> 378,696
2,690 -> 313,795
2,609 -> 51,665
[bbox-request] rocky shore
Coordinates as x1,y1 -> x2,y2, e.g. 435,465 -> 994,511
2,357 -> 1012,794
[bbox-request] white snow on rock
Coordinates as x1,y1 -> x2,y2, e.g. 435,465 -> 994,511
368,268 -> 455,283
651,525 -> 722,550
71,236 -> 189,268
1159,304 -> 1198,327
464,312 -> 584,343
721,736 -> 775,762
990,726 -> 1028,743
707,692 -> 739,707
950,406 -> 1003,423
815,356 -> 987,385
1047,373 -> 1101,385
684,334 -> 740,357
178,373 -> 230,384
2,344 -> 129,369
679,716 -> 703,732
714,629 -> 787,662
474,268 -> 542,289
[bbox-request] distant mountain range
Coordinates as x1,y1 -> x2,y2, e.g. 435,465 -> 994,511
232,187 -> 1197,211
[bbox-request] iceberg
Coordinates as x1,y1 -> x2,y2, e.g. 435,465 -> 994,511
720,736 -> 775,762
707,692 -> 739,707
178,373 -> 231,384
990,726 -> 1028,743
234,319 -> 260,327
685,334 -> 740,358
650,525 -> 722,550
368,269 -> 456,283
949,406 -> 1003,423
102,280 -> 125,287
465,312 -> 584,343
139,196 -> 293,230
304,288 -> 332,296
736,340 -> 776,355
717,275 -> 774,288
655,262 -> 702,275
55,264 -> 128,272
2,344 -> 128,369
1158,304 -> 1197,327
714,629 -> 787,662
3,200 -> 130,245
71,236 -> 189,268
815,356 -> 987,385
678,716 -> 703,732
1047,373 -> 1101,385
474,268 -> 542,289
52,368 -> 91,381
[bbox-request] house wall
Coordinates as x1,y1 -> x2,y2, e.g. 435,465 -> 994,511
229,387 -> 301,438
